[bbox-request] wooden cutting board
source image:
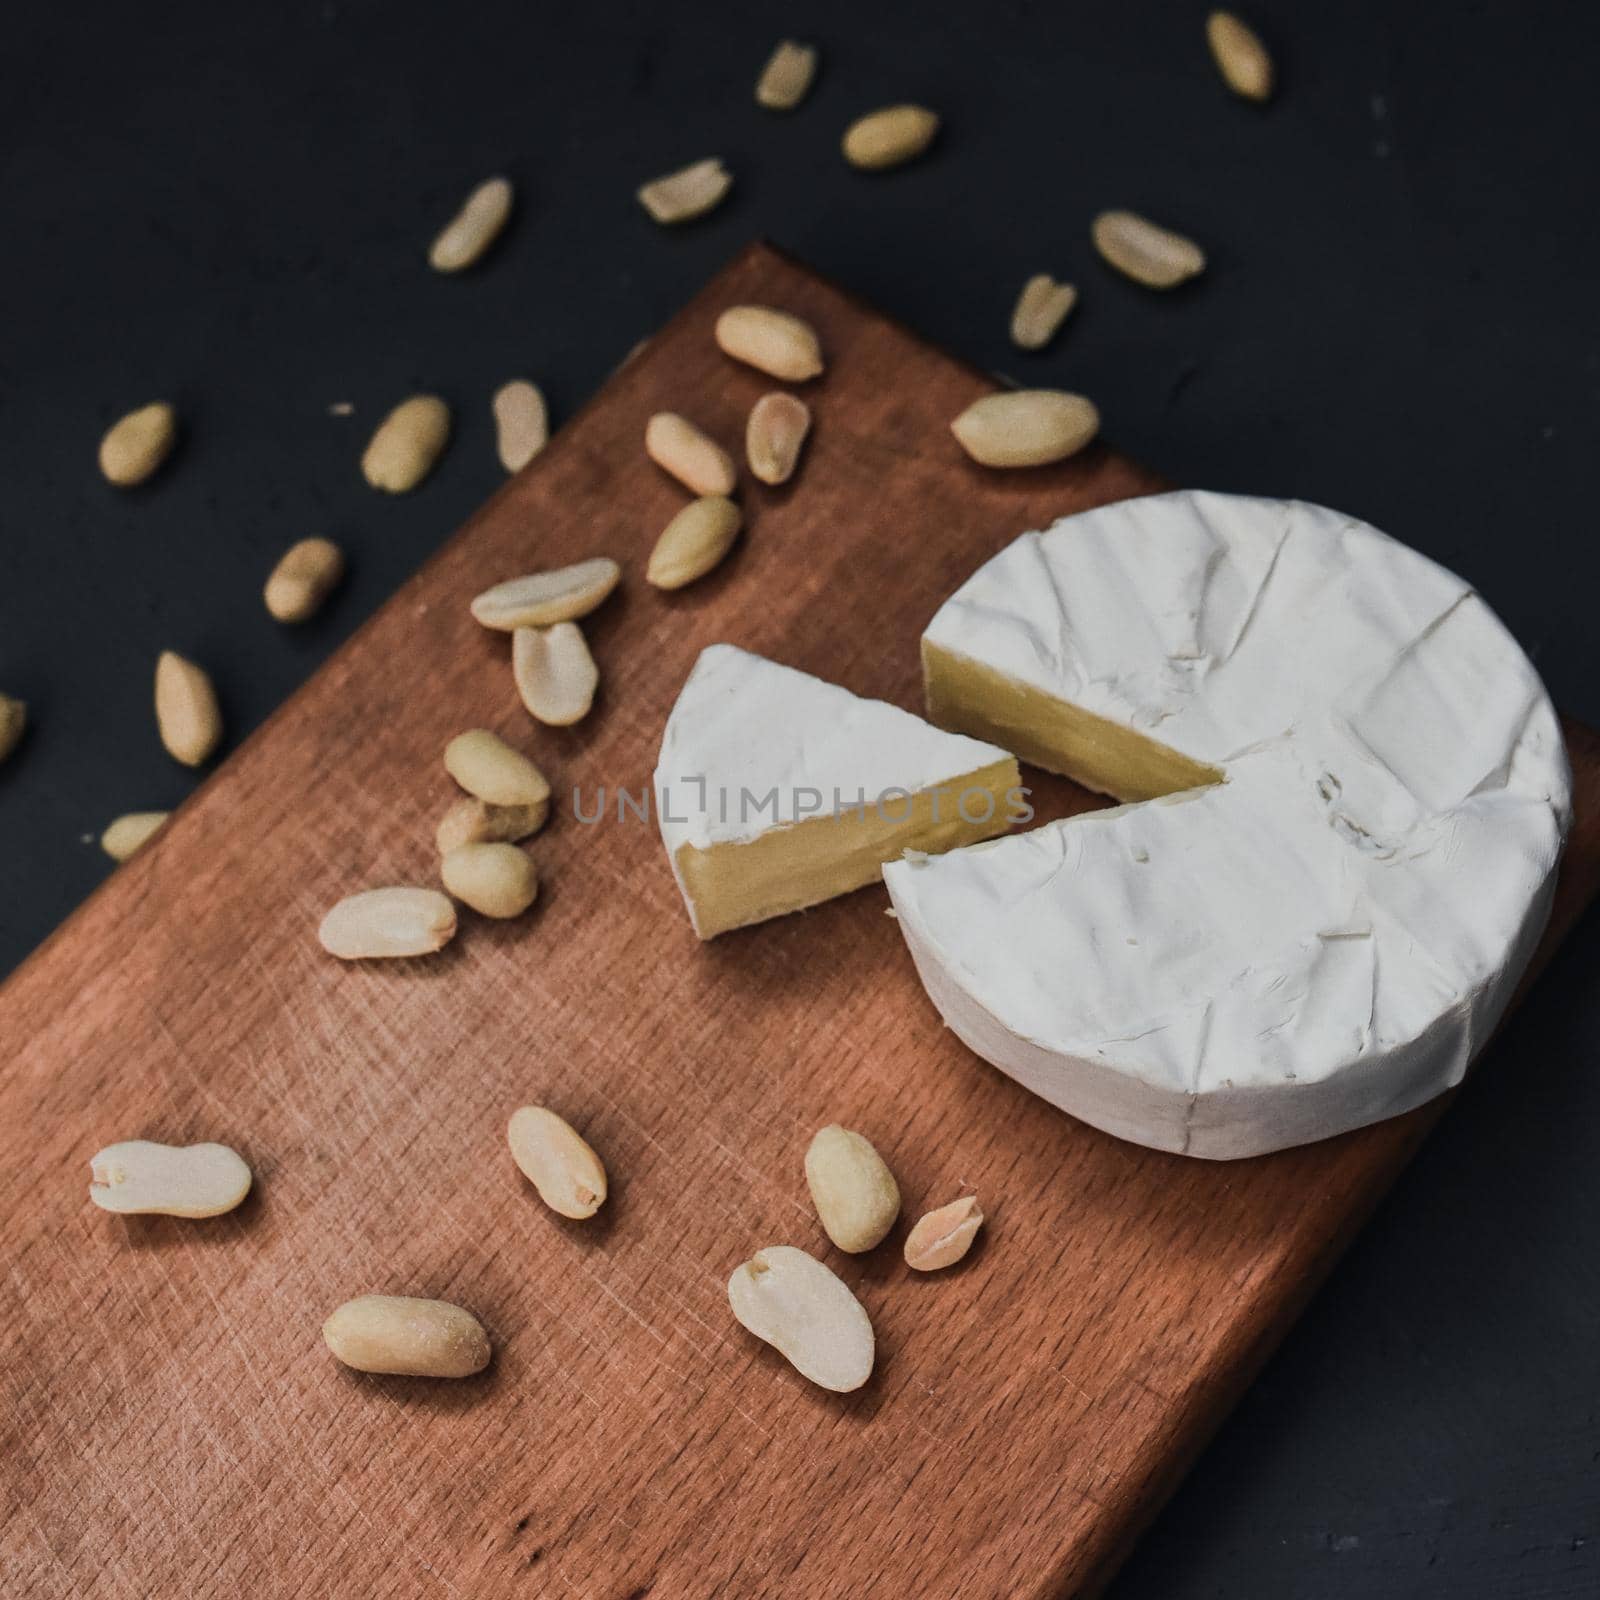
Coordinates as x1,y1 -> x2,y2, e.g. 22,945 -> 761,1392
3,242 -> 1597,1600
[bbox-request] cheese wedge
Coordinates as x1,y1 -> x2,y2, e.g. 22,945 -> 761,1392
656,644 -> 1022,938
887,491 -> 1571,1158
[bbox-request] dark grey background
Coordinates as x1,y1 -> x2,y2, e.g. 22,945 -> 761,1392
2,1 -> 1596,1594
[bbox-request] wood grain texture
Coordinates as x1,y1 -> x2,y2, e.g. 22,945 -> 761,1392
2,242 -> 1596,1600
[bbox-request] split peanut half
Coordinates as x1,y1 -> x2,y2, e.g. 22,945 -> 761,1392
804,1125 -> 901,1253
322,1295 -> 491,1378
512,623 -> 599,726
903,1195 -> 985,1271
1010,275 -> 1078,351
361,395 -> 451,492
264,537 -> 344,623
637,158 -> 732,226
154,651 -> 222,767
493,380 -> 548,472
727,1245 -> 875,1392
951,391 -> 1100,468
471,558 -> 621,631
714,306 -> 824,382
89,1140 -> 252,1218
646,496 -> 743,590
428,176 -> 513,272
99,402 -> 178,487
507,1105 -> 608,1219
745,393 -> 811,485
318,887 -> 458,959
755,40 -> 818,111
646,412 -> 737,497
1091,210 -> 1206,289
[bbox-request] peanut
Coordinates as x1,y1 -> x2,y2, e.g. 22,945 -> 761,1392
361,395 -> 451,492
755,40 -> 818,111
1091,210 -> 1206,289
646,496 -> 742,590
154,651 -> 222,767
1010,275 -> 1078,351
470,557 -> 621,631
951,390 -> 1100,468
443,728 -> 550,811
507,1105 -> 607,1219
98,402 -> 177,487
637,158 -> 732,225
646,412 -> 737,496
903,1195 -> 984,1271
745,393 -> 811,485
714,306 -> 824,382
442,842 -> 538,918
264,537 -> 344,623
322,1295 -> 491,1378
842,105 -> 939,170
727,1246 -> 874,1392
804,1125 -> 900,1253
428,176 -> 513,273
512,623 -> 598,726
0,694 -> 26,763
493,379 -> 548,472
1206,11 -> 1274,102
89,1140 -> 251,1218
436,796 -> 546,854
101,811 -> 169,862
318,887 -> 457,960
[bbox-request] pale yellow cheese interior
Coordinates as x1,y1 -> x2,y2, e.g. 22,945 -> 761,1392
676,757 -> 1022,939
922,640 -> 1221,803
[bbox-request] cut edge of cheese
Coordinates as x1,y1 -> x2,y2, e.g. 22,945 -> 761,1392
923,637 -> 1222,801
656,643 -> 1022,939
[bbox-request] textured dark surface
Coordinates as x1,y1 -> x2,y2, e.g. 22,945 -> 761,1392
1,2 -> 1596,1596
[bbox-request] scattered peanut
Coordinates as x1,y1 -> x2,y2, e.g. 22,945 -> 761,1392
322,1294 -> 491,1378
804,1125 -> 901,1253
755,40 -> 818,111
903,1195 -> 985,1271
444,728 -> 550,811
98,402 -> 178,487
89,1140 -> 251,1218
646,412 -> 738,496
646,496 -> 743,590
727,1245 -> 875,1392
361,395 -> 451,492
507,1105 -> 608,1219
318,887 -> 458,960
1091,210 -> 1206,289
442,842 -> 539,918
842,105 -> 939,170
436,796 -> 546,854
471,557 -> 621,631
637,158 -> 733,226
1010,274 -> 1078,351
951,390 -> 1100,468
0,694 -> 25,763
512,622 -> 599,726
714,305 -> 824,382
154,651 -> 222,767
1206,11 -> 1274,102
428,176 -> 513,273
264,537 -> 345,623
101,811 -> 169,862
745,393 -> 811,485
493,380 -> 549,472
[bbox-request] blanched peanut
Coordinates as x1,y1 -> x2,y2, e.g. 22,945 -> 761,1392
804,1125 -> 900,1252
507,1106 -> 607,1218
322,1294 -> 491,1378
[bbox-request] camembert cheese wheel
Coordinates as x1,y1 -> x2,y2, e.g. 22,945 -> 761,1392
886,491 -> 1571,1158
